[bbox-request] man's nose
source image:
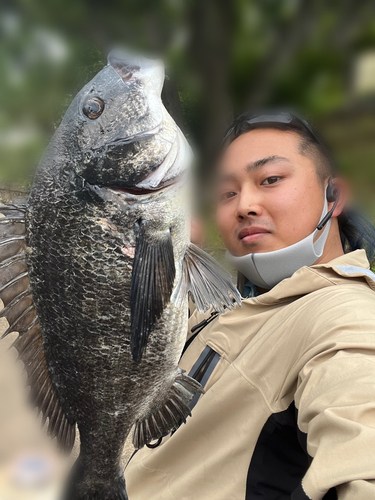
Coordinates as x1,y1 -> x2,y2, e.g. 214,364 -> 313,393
236,188 -> 263,221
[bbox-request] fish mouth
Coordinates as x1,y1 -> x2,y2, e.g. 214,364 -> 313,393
108,48 -> 164,94
85,173 -> 183,206
105,172 -> 184,198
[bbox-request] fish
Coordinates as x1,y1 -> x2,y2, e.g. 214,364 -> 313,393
0,50 -> 241,500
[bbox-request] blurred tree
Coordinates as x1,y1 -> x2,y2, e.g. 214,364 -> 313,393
1,0 -> 375,209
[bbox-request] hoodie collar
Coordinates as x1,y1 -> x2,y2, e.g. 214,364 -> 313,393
246,249 -> 375,305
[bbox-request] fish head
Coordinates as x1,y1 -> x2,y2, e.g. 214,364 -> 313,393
59,49 -> 191,193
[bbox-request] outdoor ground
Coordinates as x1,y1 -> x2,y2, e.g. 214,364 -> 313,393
0,316 -> 135,500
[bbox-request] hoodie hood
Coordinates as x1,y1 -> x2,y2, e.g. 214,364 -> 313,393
250,248 -> 375,306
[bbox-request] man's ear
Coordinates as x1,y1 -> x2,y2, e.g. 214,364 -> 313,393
331,177 -> 352,218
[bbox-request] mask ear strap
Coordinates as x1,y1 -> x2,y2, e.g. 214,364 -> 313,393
317,181 -> 339,230
317,197 -> 339,230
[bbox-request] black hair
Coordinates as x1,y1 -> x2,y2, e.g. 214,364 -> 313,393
223,111 -> 375,264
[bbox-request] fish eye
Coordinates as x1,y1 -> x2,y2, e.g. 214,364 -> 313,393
83,97 -> 104,120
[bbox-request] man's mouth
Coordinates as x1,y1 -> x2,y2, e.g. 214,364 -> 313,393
238,226 -> 271,243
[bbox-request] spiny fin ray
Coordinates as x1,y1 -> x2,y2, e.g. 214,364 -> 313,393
172,243 -> 242,314
0,204 -> 76,453
132,369 -> 204,449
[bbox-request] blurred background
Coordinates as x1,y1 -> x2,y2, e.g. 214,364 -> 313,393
2,0 -> 375,208
1,1 -> 375,497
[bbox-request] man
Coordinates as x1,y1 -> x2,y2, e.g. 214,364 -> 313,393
125,111 -> 375,499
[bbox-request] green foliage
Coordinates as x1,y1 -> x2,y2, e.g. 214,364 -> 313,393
1,0 -> 375,230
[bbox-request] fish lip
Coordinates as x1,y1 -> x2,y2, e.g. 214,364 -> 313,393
101,172 -> 185,201
238,226 -> 271,240
108,122 -> 163,147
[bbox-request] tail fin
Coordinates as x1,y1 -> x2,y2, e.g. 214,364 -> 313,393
63,462 -> 128,500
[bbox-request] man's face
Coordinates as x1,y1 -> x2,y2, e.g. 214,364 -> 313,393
215,128 -> 327,257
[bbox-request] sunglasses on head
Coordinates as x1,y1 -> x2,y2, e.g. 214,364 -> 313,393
222,110 -> 325,148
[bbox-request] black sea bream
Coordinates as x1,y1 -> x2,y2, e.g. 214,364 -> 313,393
0,51 -> 241,499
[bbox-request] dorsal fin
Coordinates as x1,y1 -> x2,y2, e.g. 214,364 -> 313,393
0,204 -> 76,453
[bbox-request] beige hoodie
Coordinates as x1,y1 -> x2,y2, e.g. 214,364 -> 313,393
125,249 -> 375,500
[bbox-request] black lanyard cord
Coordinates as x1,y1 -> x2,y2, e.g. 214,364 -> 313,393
181,311 -> 219,359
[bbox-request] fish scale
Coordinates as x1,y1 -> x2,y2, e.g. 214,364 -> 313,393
0,50 -> 241,500
26,184 -> 200,498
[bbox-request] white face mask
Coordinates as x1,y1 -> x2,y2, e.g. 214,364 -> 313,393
225,184 -> 331,289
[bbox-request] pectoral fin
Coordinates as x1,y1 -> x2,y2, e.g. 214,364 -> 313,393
130,220 -> 176,363
172,243 -> 241,313
0,204 -> 76,453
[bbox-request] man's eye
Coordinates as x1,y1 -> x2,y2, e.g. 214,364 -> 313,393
219,191 -> 237,201
262,176 -> 282,185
